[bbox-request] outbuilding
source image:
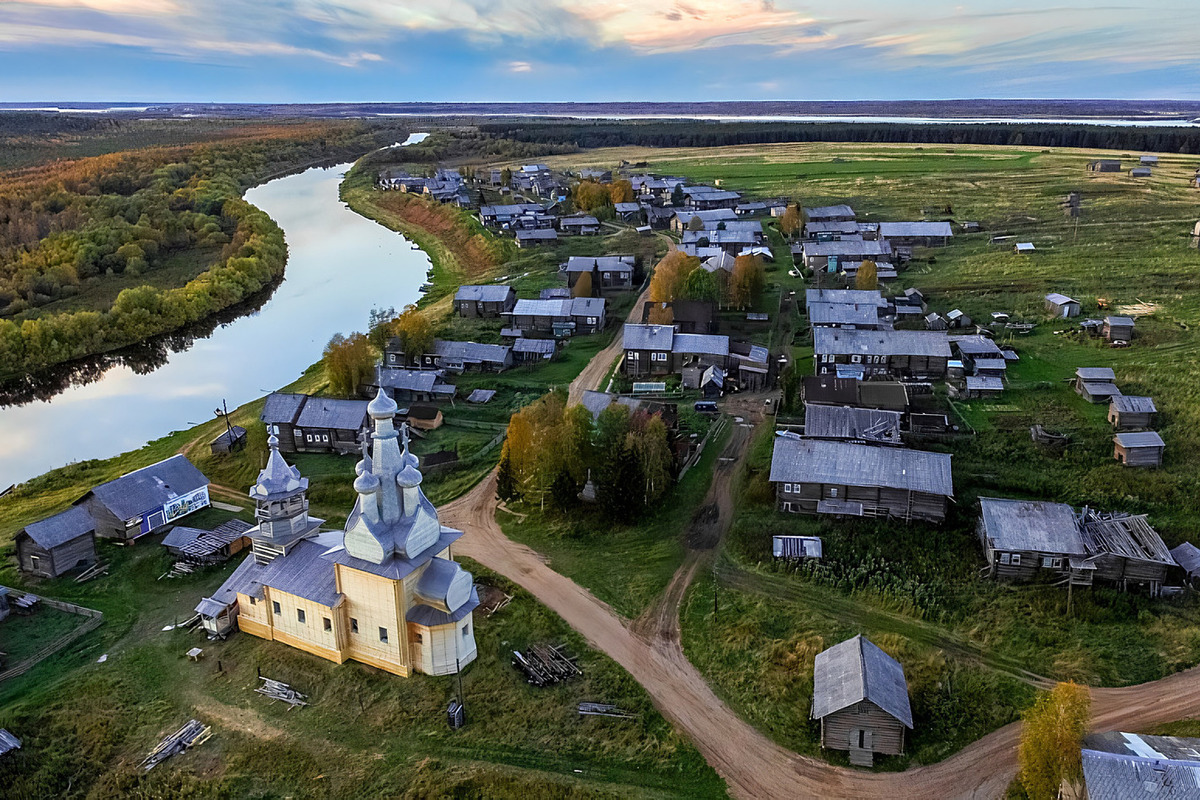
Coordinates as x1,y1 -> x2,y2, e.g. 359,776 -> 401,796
1130,167 -> 1152,178
1113,431 -> 1164,467
1075,367 -> 1120,403
1045,293 -> 1081,318
77,455 -> 210,541
1088,159 -> 1121,172
1103,316 -> 1135,342
14,505 -> 97,578
812,635 -> 912,767
454,285 -> 517,318
1108,395 -> 1157,430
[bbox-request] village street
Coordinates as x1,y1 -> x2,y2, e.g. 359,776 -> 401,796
441,328 -> 1200,800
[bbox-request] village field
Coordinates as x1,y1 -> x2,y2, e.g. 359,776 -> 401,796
531,142 -> 1200,765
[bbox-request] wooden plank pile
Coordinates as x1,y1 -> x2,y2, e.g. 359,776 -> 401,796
158,562 -> 196,580
139,719 -> 211,771
512,643 -> 581,687
578,702 -> 637,719
256,676 -> 308,708
74,562 -> 108,583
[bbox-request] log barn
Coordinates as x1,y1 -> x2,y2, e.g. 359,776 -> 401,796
812,635 -> 913,767
14,505 -> 97,578
769,435 -> 953,523
1108,396 -> 1157,430
1113,431 -> 1165,467
77,455 -> 210,542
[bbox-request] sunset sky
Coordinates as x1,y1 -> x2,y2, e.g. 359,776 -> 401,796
1,0 -> 1198,101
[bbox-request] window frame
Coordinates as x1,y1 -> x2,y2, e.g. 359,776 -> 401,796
272,601 -> 281,615
323,617 -> 332,632
378,626 -> 389,644
297,608 -> 306,624
350,617 -> 359,634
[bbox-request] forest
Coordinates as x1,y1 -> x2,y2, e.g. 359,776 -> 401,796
0,121 -> 405,381
479,120 -> 1200,154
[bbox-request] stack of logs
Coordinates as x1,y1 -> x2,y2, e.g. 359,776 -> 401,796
512,643 -> 581,687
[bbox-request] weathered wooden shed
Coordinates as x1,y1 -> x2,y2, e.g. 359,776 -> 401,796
812,635 -> 912,767
1045,293 -> 1081,318
803,404 -> 902,444
769,435 -> 953,523
1108,395 -> 1157,430
1088,159 -> 1121,172
1170,542 -> 1200,587
209,425 -> 247,455
261,393 -> 308,453
454,285 -> 517,318
162,519 -> 253,564
1075,367 -> 1121,403
1113,431 -> 1164,467
14,505 -> 97,578
1103,316 -> 1135,342
964,376 -> 1004,398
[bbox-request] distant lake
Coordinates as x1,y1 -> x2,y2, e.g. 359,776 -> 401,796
0,148 -> 429,488
377,112 -> 1200,128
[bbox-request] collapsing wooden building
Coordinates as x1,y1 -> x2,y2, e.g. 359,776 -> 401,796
769,434 -> 953,523
812,635 -> 913,767
977,497 -> 1175,595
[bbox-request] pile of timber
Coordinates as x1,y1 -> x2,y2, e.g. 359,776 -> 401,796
578,702 -> 637,719
10,593 -> 38,613
512,643 -> 581,687
139,719 -> 211,771
256,677 -> 308,708
158,562 -> 196,580
74,562 -> 108,583
1031,424 -> 1069,447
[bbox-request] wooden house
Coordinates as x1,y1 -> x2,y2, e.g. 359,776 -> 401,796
1114,431 -> 1164,467
515,229 -> 557,248
508,297 -> 606,337
770,435 -> 953,523
512,337 -> 557,364
640,300 -> 716,334
422,340 -> 512,373
614,202 -> 642,222
559,215 -> 601,235
621,324 -> 730,379
373,368 -> 456,404
197,396 -> 479,676
77,455 -> 210,542
209,426 -> 247,455
293,397 -> 370,455
14,505 -> 97,578
1103,316 -> 1135,342
813,329 -> 951,381
1045,293 -> 1081,318
1088,160 -> 1121,172
1075,368 -> 1120,403
454,285 -> 516,318
878,221 -> 953,247
978,497 -> 1175,593
563,256 -> 635,290
1108,396 -> 1157,430
262,393 -> 308,453
812,635 -> 912,767
800,240 -> 893,272
1140,155 -> 1159,165
804,204 -> 856,223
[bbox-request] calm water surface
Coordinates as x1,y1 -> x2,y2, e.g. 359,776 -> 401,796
0,157 -> 429,487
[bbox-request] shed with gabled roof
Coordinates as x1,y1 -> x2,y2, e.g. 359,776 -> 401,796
1103,315 -> 1135,342
812,634 -> 912,766
15,505 -> 97,578
454,284 -> 516,318
1045,293 -> 1081,318
1108,395 -> 1157,430
78,455 -> 210,541
1114,431 -> 1164,467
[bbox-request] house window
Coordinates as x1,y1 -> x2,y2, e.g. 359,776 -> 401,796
851,355 -> 862,364
999,553 -> 1011,565
272,601 -> 281,615
587,317 -> 597,325
829,488 -> 839,498
1011,554 -> 1021,566
322,434 -> 329,443
323,617 -> 332,631
603,272 -> 611,279
305,434 -> 313,442
379,627 -> 389,644
297,609 -> 306,624
29,555 -> 40,570
350,618 -> 359,634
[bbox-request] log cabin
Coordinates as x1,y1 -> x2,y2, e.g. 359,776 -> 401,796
15,505 -> 97,578
813,329 -> 951,381
812,635 -> 912,767
454,285 -> 517,318
769,435 -> 953,523
1108,396 -> 1157,430
1113,431 -> 1164,467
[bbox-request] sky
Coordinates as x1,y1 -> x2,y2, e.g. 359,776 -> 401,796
0,0 -> 1198,102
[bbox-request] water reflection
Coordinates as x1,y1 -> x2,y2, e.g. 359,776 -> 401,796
0,162 -> 428,487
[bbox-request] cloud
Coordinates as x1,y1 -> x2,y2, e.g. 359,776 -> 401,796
508,60 -> 532,73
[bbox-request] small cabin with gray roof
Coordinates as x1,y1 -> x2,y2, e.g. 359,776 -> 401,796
770,435 -> 953,523
507,297 -> 607,336
77,455 -> 210,541
1075,367 -> 1121,403
621,324 -> 731,379
15,505 -> 97,578
1103,315 -> 1135,342
1114,431 -> 1165,467
878,221 -> 953,247
1109,395 -> 1157,430
563,256 -> 635,290
454,285 -> 516,318
422,340 -> 512,373
261,392 -> 309,453
1045,293 -> 1081,318
812,635 -> 912,767
804,204 -> 856,223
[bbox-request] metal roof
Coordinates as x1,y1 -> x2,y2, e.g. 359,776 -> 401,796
516,229 -> 557,241
623,323 -> 675,351
971,358 -> 1007,371
682,229 -> 759,245
966,376 -> 1005,391
22,505 -> 94,549
808,302 -> 882,328
1082,737 -> 1200,800
1110,395 -> 1157,414
614,202 -> 641,212
953,336 -> 1003,356
815,328 -> 952,358
672,333 -> 730,358
434,340 -> 511,364
812,635 -> 913,728
571,297 -> 606,317
295,397 -> 369,431
468,388 -> 496,403
455,285 -> 514,303
262,392 -> 307,424
1114,431 -> 1165,448
803,404 -> 902,443
513,338 -> 556,355
673,209 -> 737,225
581,390 -> 616,420
805,289 -> 886,307
0,729 -> 21,755
561,214 -> 600,226
1106,315 -> 1135,326
86,455 -> 208,521
407,586 -> 480,626
512,297 -> 604,319
1077,367 -> 1117,381
978,497 -> 1087,554
376,368 -> 439,393
1045,292 -> 1077,305
1171,542 -> 1200,577
805,220 -> 859,234
879,221 -> 953,238
804,204 -> 855,219
770,437 -> 952,497
803,240 -> 892,257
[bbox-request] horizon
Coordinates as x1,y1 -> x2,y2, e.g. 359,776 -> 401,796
1,1 -> 1197,103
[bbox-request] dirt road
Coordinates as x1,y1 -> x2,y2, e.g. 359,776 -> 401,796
566,279 -> 652,405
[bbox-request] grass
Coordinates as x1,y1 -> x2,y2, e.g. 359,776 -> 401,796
0,545 -> 726,799
0,606 -> 90,663
498,420 -> 733,620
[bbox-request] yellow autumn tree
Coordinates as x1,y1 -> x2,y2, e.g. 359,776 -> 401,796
648,250 -> 701,303
573,181 -> 612,213
1018,681 -> 1091,800
392,303 -> 435,363
729,254 -> 766,309
573,269 -> 593,298
855,260 -> 878,291
608,180 -> 634,204
779,204 -> 802,237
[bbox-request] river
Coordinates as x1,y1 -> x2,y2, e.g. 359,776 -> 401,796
0,148 -> 430,488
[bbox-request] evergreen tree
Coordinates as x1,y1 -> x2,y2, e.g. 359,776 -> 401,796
496,440 -> 519,502
670,183 -> 685,207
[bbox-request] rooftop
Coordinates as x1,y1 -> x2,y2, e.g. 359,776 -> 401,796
811,635 -> 913,728
770,436 -> 953,497
814,328 -> 952,359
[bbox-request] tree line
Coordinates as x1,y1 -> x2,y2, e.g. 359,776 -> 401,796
479,121 -> 1200,154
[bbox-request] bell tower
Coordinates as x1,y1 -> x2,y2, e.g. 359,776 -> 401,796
248,434 -> 321,564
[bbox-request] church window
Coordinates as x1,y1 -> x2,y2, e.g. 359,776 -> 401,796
350,617 -> 359,634
462,625 -> 470,639
379,627 -> 389,644
297,609 -> 306,624
272,601 -> 281,615
323,617 -> 332,631
414,632 -> 423,644
249,596 -> 257,605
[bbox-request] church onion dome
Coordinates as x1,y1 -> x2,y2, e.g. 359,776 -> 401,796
397,463 -> 423,489
415,558 -> 474,612
368,386 -> 398,419
354,470 -> 381,495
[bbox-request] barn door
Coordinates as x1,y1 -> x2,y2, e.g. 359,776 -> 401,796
144,510 -> 165,534
849,729 -> 873,750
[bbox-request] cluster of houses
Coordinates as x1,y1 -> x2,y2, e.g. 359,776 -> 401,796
14,455 -> 213,578
1087,155 -> 1158,179
620,323 -> 771,394
376,167 -> 471,206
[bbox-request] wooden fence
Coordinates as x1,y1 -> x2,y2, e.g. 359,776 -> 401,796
0,586 -> 104,683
